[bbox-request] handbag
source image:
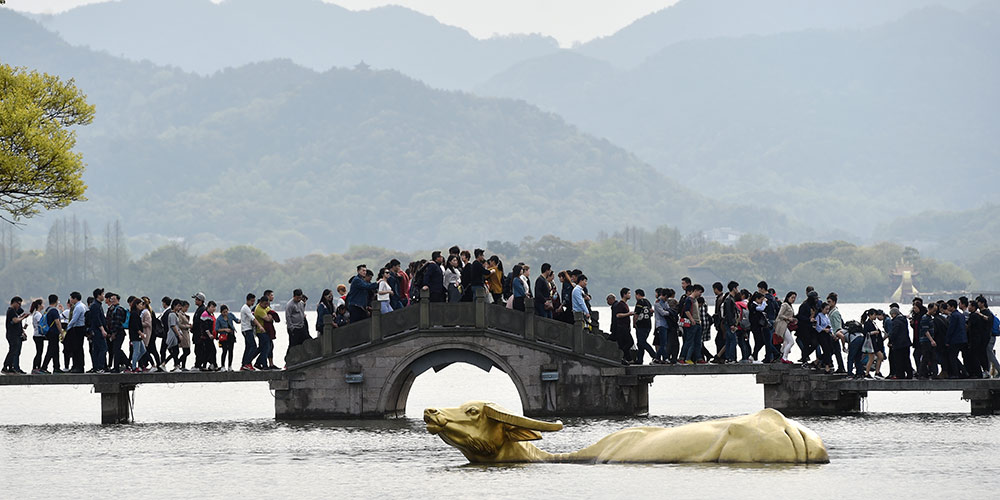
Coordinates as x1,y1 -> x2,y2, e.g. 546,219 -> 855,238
788,319 -> 798,332
544,299 -> 554,311
862,336 -> 874,353
772,332 -> 783,344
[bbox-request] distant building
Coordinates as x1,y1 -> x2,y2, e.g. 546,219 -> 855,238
704,227 -> 743,246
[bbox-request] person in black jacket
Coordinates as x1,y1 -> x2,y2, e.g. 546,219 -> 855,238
462,249 -> 492,302
966,300 -> 990,378
887,307 -> 913,379
422,251 -> 447,302
533,263 -> 553,318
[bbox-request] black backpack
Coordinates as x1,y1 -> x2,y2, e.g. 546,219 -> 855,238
159,310 -> 171,336
151,310 -> 166,339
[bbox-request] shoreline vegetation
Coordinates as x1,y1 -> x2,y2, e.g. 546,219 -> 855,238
0,219 -> 974,305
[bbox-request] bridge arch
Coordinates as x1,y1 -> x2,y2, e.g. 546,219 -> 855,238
378,341 -> 530,417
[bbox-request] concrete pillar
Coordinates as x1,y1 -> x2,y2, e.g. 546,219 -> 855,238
964,389 -> 1000,416
419,290 -> 430,329
757,366 -> 862,416
94,383 -> 134,424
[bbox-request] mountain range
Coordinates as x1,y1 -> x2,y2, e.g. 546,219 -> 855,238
480,4 -> 1000,232
3,8 -> 804,259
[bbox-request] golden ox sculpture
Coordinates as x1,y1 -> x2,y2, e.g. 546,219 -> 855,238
424,401 -> 828,464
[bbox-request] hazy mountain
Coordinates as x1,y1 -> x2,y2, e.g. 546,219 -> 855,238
479,5 -> 1000,235
30,0 -> 559,90
575,0 -> 983,68
2,9 -> 808,259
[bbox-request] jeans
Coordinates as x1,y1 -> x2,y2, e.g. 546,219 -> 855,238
682,325 -> 702,362
255,333 -> 273,367
635,326 -> 656,363
4,332 -> 23,371
654,326 -> 668,361
988,336 -> 1000,375
724,329 -> 737,361
847,336 -> 865,376
90,332 -> 108,371
33,336 -> 45,370
43,331 -> 60,371
241,330 -> 258,367
380,301 -> 393,314
131,340 -> 146,370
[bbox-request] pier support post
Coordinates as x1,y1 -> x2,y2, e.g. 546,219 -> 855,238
964,389 -> 1000,416
757,366 -> 862,416
95,383 -> 135,424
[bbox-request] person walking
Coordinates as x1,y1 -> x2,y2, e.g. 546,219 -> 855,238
128,299 -> 146,372
104,293 -> 129,373
177,301 -> 193,371
254,296 -> 276,370
4,297 -> 29,374
633,289 -> 656,364
216,304 -> 238,371
422,252 -> 447,303
190,293 -> 207,370
443,256 -> 462,303
915,302 -> 939,379
28,299 -> 46,374
240,293 -> 260,371
285,289 -> 310,350
887,307 -> 913,379
612,288 -> 635,365
87,289 -> 109,373
377,270 -> 395,314
775,292 -> 797,364
199,301 -> 220,371
64,292 -> 87,373
40,295 -> 64,373
945,299 -> 968,378
161,299 -> 181,371
534,263 -> 554,318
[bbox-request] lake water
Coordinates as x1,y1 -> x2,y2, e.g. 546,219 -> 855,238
2,304 -> 999,498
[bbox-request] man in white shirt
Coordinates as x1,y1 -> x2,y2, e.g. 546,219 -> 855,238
239,293 -> 262,371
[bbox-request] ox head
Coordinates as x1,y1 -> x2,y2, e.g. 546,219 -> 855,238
424,401 -> 562,462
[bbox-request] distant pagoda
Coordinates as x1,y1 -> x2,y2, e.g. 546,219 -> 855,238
890,259 -> 920,303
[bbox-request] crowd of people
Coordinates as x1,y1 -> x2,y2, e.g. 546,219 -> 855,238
4,244 -> 1000,381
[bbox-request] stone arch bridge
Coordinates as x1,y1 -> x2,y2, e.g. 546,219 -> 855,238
277,290 -> 646,418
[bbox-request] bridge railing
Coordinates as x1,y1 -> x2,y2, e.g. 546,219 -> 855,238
285,288 -> 620,367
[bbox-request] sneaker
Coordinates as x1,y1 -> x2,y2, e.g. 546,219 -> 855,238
751,360 -> 763,365
170,367 -> 180,372
31,368 -> 44,375
241,364 -> 256,371
94,369 -> 106,374
15,369 -> 27,374
268,365 -> 281,371
696,360 -> 708,364
53,368 -> 65,374
874,373 -> 885,380
781,359 -> 793,364
684,360 -> 695,365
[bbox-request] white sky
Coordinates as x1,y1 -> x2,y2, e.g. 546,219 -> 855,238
2,0 -> 681,46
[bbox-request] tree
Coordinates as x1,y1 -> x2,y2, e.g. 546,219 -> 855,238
0,65 -> 94,223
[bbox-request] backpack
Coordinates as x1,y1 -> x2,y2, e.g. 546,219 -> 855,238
39,307 -> 56,335
121,309 -> 130,330
993,314 -> 1000,336
502,272 -> 513,299
160,310 -> 171,335
151,310 -> 166,338
736,304 -> 751,331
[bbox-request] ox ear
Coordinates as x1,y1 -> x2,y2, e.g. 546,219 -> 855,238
483,403 -> 563,432
503,424 -> 542,442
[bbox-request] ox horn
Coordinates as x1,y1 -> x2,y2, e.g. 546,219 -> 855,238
483,403 -> 563,432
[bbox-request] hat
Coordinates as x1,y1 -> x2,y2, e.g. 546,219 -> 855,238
192,292 -> 207,302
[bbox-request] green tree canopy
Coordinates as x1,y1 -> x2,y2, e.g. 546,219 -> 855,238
0,64 -> 94,222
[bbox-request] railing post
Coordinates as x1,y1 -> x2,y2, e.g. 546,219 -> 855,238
322,314 -> 334,355
572,312 -> 586,354
474,287 -> 486,329
524,307 -> 535,341
419,289 -> 430,329
95,383 -> 134,424
370,298 -> 382,343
